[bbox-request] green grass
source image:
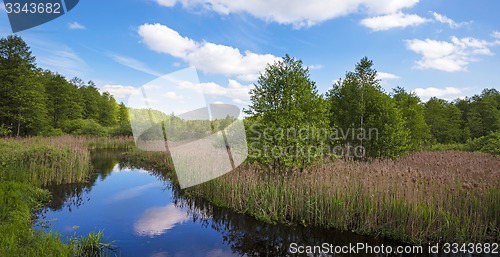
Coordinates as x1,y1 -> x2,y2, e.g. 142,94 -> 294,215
0,137 -> 116,257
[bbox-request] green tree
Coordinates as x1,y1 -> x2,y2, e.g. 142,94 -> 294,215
327,57 -> 409,158
42,71 -> 83,128
245,55 -> 329,171
78,81 -> 101,121
465,89 -> 500,139
392,87 -> 431,150
0,35 -> 48,136
98,92 -> 119,127
112,103 -> 132,136
424,97 -> 463,144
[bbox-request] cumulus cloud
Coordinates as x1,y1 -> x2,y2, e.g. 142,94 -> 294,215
413,86 -> 463,101
138,23 -> 279,81
405,36 -> 496,72
492,31 -> 500,39
377,72 -> 400,80
432,12 -> 470,28
361,12 -> 429,31
103,85 -> 136,99
155,0 -> 420,28
68,22 -> 85,30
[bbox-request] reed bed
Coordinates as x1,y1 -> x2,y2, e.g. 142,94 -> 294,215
0,137 -> 91,186
187,151 -> 500,244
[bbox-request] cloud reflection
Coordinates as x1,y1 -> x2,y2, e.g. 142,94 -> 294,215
134,204 -> 189,237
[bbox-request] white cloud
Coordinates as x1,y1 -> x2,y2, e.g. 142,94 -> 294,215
377,72 -> 400,80
102,85 -> 136,99
68,22 -> 85,30
406,36 -> 495,72
134,204 -> 188,237
432,12 -> 470,28
413,86 -> 463,101
156,0 -> 177,7
110,54 -> 163,76
138,23 -> 279,81
307,64 -> 324,70
28,38 -> 88,78
164,91 -> 184,100
156,0 -> 420,28
180,79 -> 254,102
361,12 -> 429,31
492,31 -> 500,39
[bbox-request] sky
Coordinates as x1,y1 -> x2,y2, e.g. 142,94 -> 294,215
1,0 -> 499,109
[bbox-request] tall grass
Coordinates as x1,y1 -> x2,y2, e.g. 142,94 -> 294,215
187,151 -> 500,244
0,137 -> 91,186
0,136 -> 117,257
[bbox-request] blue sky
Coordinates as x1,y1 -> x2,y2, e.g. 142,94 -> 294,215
1,0 -> 499,108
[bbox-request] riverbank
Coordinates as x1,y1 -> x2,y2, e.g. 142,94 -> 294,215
0,137 -> 119,256
186,151 -> 500,244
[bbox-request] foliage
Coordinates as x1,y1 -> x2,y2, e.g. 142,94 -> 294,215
0,35 -> 48,136
327,57 -> 410,158
424,97 -> 463,144
393,87 -> 431,150
70,231 -> 115,257
0,35 -> 130,137
467,130 -> 500,155
245,55 -> 329,171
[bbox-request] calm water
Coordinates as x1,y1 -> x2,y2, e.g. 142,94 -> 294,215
36,151 -> 487,257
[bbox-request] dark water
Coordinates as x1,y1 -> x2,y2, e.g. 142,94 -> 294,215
36,151 -> 493,257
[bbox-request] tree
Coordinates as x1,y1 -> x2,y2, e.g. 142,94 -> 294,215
78,81 -> 101,121
327,57 -> 409,158
245,55 -> 329,171
424,97 -> 463,144
392,87 -> 431,150
112,103 -> 132,136
42,71 -> 83,128
98,92 -> 119,127
465,89 -> 500,139
0,35 -> 48,136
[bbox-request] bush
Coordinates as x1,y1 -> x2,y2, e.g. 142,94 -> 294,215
109,121 -> 132,137
40,128 -> 64,137
467,131 -> 500,155
61,119 -> 109,137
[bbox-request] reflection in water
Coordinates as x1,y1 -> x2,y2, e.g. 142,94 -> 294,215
134,204 -> 189,237
110,182 -> 159,202
42,150 -> 123,212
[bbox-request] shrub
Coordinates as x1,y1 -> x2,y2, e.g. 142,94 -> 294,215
467,131 -> 500,155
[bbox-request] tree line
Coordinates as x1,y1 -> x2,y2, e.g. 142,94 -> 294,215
245,55 -> 499,170
1,35 -> 498,165
0,35 -> 131,137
